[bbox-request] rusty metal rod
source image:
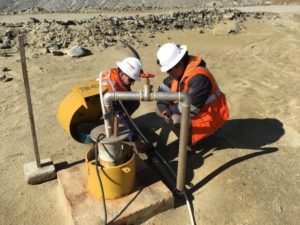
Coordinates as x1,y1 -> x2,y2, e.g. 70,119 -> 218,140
19,35 -> 41,168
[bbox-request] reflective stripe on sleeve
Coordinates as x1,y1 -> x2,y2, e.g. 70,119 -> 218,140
178,102 -> 200,114
158,83 -> 171,92
205,90 -> 222,105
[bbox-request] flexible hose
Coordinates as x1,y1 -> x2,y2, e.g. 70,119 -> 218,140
153,150 -> 196,225
119,103 -> 196,225
94,133 -> 107,225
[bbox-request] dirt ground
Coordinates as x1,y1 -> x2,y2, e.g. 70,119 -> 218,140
0,7 -> 299,225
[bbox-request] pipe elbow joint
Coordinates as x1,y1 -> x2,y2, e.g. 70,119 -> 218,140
103,92 -> 114,105
179,93 -> 191,106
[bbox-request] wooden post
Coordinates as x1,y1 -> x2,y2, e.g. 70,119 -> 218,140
19,35 -> 41,168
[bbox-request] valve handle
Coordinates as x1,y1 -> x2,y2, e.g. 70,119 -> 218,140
140,73 -> 155,78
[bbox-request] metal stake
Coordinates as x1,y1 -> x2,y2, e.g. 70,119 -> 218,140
19,35 -> 41,168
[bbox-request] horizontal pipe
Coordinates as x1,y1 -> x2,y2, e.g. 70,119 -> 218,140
103,91 -> 191,104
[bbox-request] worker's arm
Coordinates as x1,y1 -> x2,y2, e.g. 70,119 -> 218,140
156,76 -> 174,116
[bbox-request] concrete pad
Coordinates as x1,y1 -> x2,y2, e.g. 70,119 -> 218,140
57,156 -> 174,225
23,158 -> 56,184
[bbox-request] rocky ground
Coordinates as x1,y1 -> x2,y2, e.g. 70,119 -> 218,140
0,9 -> 279,57
0,3 -> 300,225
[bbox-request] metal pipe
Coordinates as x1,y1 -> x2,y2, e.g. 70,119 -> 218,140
143,84 -> 151,101
103,90 -> 191,192
176,100 -> 190,192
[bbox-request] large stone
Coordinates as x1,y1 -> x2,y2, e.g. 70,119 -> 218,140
23,158 -> 56,184
67,45 -> 90,57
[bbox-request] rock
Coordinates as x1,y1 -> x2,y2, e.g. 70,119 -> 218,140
106,29 -> 116,36
61,40 -> 70,48
1,67 -> 10,72
0,74 -> 6,82
0,52 -> 9,57
0,43 -> 10,49
67,45 -> 90,57
4,30 -> 15,40
51,50 -> 64,56
65,20 -> 77,26
45,47 -> 51,54
0,8 -> 268,51
49,45 -> 60,52
0,74 -> 13,82
224,13 -> 235,20
228,29 -> 237,34
29,17 -> 40,24
4,77 -> 13,82
55,20 -> 76,26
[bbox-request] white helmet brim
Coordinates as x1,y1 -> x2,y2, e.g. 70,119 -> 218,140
160,45 -> 187,72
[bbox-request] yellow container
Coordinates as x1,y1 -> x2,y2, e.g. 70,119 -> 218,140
86,147 -> 136,200
57,80 -> 107,143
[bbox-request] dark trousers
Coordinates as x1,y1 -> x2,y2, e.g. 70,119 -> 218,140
155,106 -> 192,145
120,100 -> 140,115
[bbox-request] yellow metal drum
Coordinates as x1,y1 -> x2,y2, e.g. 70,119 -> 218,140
57,80 -> 107,143
86,147 -> 136,200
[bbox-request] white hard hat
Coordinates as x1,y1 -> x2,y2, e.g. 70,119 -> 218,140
116,57 -> 142,81
157,43 -> 187,72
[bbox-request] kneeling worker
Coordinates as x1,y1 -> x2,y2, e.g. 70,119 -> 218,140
100,57 -> 147,152
156,43 -> 229,150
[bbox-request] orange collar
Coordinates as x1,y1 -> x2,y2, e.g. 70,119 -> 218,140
180,56 -> 202,82
170,56 -> 202,92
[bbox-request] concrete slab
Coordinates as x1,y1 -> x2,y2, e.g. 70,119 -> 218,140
23,158 -> 56,184
57,156 -> 174,225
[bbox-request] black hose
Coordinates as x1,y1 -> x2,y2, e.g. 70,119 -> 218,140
121,112 -> 197,225
94,133 -> 107,225
119,40 -> 141,59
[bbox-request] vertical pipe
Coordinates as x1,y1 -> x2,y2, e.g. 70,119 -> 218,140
103,93 -> 114,137
176,101 -> 190,192
113,116 -> 119,136
19,35 -> 41,168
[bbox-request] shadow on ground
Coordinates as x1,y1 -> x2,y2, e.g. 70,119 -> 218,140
133,113 -> 284,206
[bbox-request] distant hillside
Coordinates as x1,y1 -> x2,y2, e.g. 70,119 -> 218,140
1,0 -> 299,12
0,0 -> 265,12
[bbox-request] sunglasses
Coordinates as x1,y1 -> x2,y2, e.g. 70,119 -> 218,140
167,63 -> 180,74
128,77 -> 135,82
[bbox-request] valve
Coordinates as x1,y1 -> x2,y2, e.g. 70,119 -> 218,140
140,73 -> 155,99
140,73 -> 155,88
140,73 -> 155,79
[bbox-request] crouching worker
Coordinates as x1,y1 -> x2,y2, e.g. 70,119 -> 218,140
156,43 -> 229,152
100,57 -> 148,152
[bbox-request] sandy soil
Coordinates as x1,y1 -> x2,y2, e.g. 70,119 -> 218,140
0,8 -> 300,225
